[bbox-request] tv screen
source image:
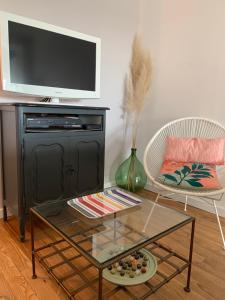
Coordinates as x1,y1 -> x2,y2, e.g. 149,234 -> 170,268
8,21 -> 96,91
0,11 -> 101,99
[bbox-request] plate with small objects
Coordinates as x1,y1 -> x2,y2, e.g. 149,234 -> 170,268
103,248 -> 157,286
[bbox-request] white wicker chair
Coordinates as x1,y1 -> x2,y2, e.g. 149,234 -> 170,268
143,117 -> 225,249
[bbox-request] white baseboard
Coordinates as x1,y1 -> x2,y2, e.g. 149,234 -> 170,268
145,182 -> 225,218
104,181 -> 115,188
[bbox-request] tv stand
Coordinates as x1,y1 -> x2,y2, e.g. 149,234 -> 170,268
0,102 -> 109,241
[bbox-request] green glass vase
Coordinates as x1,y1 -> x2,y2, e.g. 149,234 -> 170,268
115,148 -> 147,192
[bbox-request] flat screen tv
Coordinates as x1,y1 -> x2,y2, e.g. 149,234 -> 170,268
0,11 -> 101,100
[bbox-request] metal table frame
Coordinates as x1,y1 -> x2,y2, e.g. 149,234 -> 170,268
30,208 -> 195,300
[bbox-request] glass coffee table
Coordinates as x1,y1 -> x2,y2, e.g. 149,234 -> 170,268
30,190 -> 195,300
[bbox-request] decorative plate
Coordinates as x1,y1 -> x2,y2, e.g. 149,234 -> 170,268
103,248 -> 157,286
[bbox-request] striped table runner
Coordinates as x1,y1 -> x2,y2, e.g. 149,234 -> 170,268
67,188 -> 142,218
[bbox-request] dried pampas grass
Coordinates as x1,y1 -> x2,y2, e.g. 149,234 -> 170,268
123,34 -> 152,148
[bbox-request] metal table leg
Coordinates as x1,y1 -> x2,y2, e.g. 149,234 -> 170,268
30,210 -> 37,279
184,218 -> 195,292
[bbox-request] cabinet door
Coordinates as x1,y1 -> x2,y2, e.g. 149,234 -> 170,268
69,135 -> 105,197
24,136 -> 70,207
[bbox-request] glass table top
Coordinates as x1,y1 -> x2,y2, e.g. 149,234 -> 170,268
32,190 -> 193,266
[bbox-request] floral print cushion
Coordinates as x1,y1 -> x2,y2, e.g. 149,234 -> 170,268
158,161 -> 221,190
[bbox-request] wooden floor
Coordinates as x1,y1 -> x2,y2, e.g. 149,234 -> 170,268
0,191 -> 225,300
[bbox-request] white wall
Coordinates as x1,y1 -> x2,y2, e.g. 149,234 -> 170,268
138,0 -> 225,215
0,0 -> 140,206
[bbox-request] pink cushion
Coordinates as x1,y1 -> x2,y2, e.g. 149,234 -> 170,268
164,137 -> 225,165
158,161 -> 221,190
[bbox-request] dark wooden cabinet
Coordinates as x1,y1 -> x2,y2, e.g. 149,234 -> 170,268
24,136 -> 70,207
23,133 -> 105,207
0,103 -> 108,241
69,135 -> 105,197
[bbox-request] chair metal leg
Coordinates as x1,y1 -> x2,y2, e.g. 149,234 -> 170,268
213,200 -> 225,249
154,193 -> 160,203
184,196 -> 188,212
